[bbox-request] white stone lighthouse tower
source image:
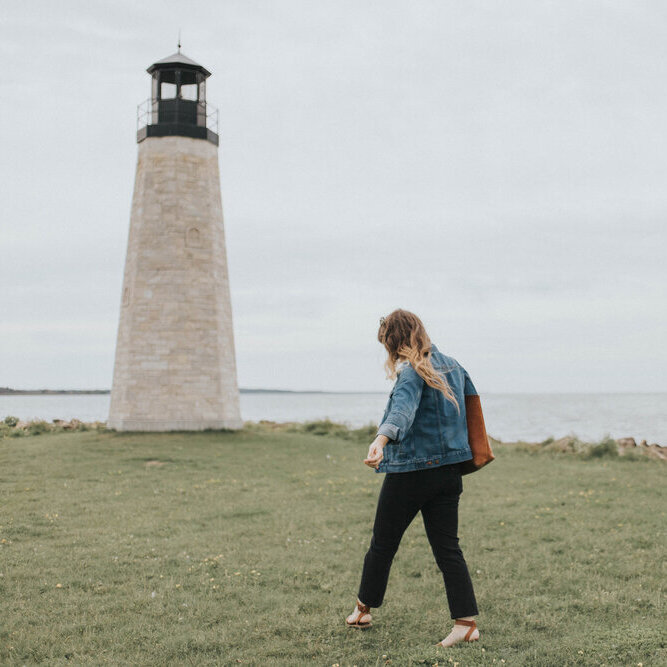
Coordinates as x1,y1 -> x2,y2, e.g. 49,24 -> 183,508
108,49 -> 243,431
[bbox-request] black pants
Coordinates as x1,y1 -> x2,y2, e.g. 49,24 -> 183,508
357,463 -> 478,619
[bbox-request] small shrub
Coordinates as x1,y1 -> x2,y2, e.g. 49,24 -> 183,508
587,437 -> 619,459
4,415 -> 19,427
540,436 -> 555,445
27,420 -> 51,436
301,419 -> 350,439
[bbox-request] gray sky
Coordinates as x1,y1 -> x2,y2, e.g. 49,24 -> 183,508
2,1 -> 666,393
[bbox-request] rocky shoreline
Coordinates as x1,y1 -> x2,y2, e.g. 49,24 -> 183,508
0,387 -> 109,395
1,416 -> 664,462
0,417 -> 109,436
490,434 -> 666,461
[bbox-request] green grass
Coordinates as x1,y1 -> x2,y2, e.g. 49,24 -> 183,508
1,426 -> 665,666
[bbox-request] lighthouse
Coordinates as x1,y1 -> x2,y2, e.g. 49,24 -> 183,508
108,48 -> 243,431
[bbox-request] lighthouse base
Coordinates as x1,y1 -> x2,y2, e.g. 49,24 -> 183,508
106,417 -> 244,432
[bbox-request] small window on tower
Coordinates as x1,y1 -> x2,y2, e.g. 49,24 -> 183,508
185,227 -> 202,248
161,82 -> 176,99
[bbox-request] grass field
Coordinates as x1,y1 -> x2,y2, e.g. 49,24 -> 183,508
1,424 -> 665,666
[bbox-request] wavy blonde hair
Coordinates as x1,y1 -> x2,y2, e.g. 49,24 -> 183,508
378,309 -> 459,413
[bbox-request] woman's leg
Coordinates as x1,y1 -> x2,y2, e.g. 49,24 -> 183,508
420,471 -> 478,619
357,471 -> 422,607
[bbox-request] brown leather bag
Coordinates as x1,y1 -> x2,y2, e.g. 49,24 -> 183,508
458,394 -> 495,475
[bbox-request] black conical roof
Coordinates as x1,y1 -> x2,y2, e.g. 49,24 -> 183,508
146,50 -> 211,77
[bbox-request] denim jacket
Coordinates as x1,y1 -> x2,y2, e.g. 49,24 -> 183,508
375,344 -> 477,473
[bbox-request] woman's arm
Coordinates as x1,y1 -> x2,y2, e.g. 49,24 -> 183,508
376,365 -> 425,443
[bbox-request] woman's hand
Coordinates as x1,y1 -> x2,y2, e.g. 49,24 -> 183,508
364,435 -> 390,469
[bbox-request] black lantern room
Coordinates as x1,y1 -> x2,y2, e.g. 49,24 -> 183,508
137,49 -> 219,145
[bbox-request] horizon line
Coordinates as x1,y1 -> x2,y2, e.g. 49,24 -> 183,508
1,387 -> 666,396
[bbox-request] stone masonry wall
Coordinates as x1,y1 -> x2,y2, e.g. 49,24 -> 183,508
108,135 -> 243,431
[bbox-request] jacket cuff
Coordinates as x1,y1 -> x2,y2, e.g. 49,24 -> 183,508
377,422 -> 399,441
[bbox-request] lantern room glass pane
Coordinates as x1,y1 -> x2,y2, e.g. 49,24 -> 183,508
161,82 -> 177,99
181,83 -> 197,101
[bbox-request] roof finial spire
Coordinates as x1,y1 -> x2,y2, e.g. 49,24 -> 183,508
177,28 -> 181,53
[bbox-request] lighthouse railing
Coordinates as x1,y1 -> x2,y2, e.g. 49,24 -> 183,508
136,98 -> 219,136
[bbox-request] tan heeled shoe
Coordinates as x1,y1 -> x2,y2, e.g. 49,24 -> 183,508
435,618 -> 480,647
345,599 -> 372,628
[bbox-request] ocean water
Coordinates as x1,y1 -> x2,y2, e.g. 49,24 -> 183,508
1,392 -> 665,446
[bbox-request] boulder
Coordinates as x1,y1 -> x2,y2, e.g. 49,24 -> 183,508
647,444 -> 667,461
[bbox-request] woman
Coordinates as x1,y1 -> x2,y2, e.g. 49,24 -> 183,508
345,309 -> 481,648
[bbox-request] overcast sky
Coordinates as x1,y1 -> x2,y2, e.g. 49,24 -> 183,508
1,1 -> 666,393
